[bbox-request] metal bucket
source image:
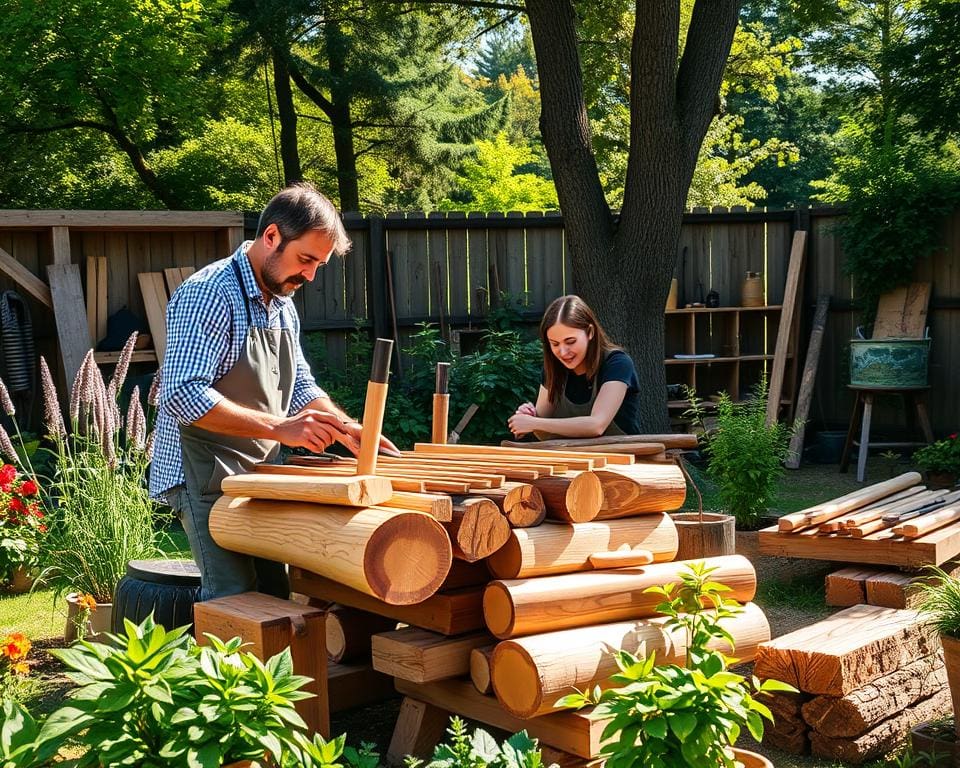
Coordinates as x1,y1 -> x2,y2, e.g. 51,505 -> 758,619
849,338 -> 931,387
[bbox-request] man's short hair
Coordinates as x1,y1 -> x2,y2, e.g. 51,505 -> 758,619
255,182 -> 352,255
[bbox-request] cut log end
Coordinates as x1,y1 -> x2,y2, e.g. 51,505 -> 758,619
491,642 -> 542,719
482,582 -> 515,639
566,472 -> 603,523
364,513 -> 452,604
505,485 -> 546,528
469,646 -> 494,694
448,498 -> 511,561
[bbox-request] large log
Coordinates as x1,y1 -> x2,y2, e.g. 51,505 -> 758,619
760,692 -> 810,756
809,688 -> 952,765
777,473 -> 923,531
444,497 -> 511,562
221,473 -> 393,507
801,653 -> 946,738
490,602 -> 770,719
290,568 -> 485,635
754,604 -> 939,696
485,516 -> 679,580
326,605 -> 397,664
371,627 -> 492,683
483,554 -> 756,638
592,464 -> 686,518
501,434 -> 699,450
210,496 -> 451,605
533,473 -> 603,523
672,513 -> 736,561
479,483 -> 546,528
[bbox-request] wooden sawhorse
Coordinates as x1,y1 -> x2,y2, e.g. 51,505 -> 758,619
840,385 -> 934,482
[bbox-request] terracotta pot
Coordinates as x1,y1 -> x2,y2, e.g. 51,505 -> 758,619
910,721 -> 959,768
926,471 -> 958,490
730,748 -> 774,768
64,593 -> 114,643
941,634 -> 960,739
7,566 -> 36,594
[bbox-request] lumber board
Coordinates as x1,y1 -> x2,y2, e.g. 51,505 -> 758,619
393,678 -> 606,759
778,472 -> 922,531
371,627 -> 492,683
210,496 -> 451,605
410,449 -> 592,473
809,687 -> 951,765
163,266 -> 195,295
415,442 -> 619,468
328,661 -> 396,713
501,433 -> 698,450
786,295 -> 830,469
376,491 -> 453,522
47,263 -> 91,389
483,554 -> 755,638
839,487 -> 935,528
387,696 -> 450,764
138,271 -> 169,363
872,282 -> 931,339
290,568 -> 485,636
864,570 -> 926,609
753,604 -> 938,696
257,461 -> 429,494
759,516 -> 960,567
766,229 -> 806,426
0,210 -> 242,228
221,473 -> 393,507
801,652 -> 946,738
0,244 -> 52,307
824,567 -> 884,607
486,516 -> 679,579
86,255 -> 107,346
895,503 -> 960,538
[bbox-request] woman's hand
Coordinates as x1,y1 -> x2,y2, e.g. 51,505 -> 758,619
515,402 -> 536,416
507,412 -> 537,438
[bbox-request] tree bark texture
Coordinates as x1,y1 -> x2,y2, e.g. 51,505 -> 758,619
272,49 -> 303,184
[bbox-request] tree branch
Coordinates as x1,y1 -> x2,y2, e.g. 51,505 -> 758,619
380,0 -> 525,12
287,56 -> 335,116
0,118 -> 114,135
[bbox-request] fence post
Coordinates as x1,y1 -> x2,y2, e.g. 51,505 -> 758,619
367,215 -> 388,341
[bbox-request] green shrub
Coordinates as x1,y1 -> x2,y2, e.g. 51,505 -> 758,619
688,381 -> 794,529
406,716 -> 547,768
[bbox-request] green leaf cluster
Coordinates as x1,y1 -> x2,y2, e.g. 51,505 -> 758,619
406,717 -> 547,768
687,381 -> 794,530
555,563 -> 796,768
0,615 -> 373,768
912,433 -> 960,476
917,566 -> 960,640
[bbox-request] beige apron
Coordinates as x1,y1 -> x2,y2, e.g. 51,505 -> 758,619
535,352 -> 627,441
178,259 -> 297,600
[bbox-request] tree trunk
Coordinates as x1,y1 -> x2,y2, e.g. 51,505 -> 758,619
325,19 -> 360,212
271,49 -> 302,184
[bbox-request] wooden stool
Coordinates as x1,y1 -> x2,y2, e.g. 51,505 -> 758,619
840,385 -> 934,483
193,592 -> 329,737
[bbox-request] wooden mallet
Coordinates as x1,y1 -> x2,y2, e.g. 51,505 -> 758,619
432,362 -> 450,445
356,338 -> 394,476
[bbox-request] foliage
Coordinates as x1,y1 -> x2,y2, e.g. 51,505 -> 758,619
687,381 -> 794,529
34,337 -> 164,603
0,632 -> 31,691
441,133 -> 557,213
406,716 -> 547,768
917,566 -> 960,640
0,463 -> 46,581
557,562 -> 795,768
913,433 -> 960,476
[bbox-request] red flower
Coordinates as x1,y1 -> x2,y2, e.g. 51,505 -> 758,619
951,433 -> 958,440
18,479 -> 37,497
38,524 -> 46,533
27,503 -> 42,519
7,498 -> 24,515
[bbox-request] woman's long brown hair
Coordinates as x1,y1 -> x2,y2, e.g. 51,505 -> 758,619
540,295 -> 618,405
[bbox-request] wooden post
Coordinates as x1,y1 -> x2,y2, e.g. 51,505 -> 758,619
357,338 -> 393,476
432,362 -> 450,445
366,216 -> 389,342
766,229 -> 807,426
387,697 -> 451,765
786,295 -> 830,469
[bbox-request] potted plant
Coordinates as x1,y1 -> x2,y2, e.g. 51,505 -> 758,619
29,338 -> 165,640
0,462 -> 46,594
686,381 -> 794,532
913,567 -> 960,763
913,434 -> 960,489
557,562 -> 794,767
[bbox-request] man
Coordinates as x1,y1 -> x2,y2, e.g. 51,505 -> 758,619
150,182 -> 397,601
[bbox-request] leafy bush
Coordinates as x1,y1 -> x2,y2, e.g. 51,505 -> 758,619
917,566 -> 960,640
913,433 -> 960,475
557,562 -> 795,768
688,381 -> 794,529
407,716 -> 548,768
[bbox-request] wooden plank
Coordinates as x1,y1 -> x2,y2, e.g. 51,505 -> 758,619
164,266 -> 194,296
467,213 -> 489,320
766,229 -> 806,425
93,350 -> 157,365
864,571 -> 923,610
289,568 -> 485,636
387,697 -> 451,763
394,678 -> 606,759
501,434 -> 698,450
873,282 -> 931,339
50,225 -> 72,265
47,263 -> 91,389
786,295 -> 830,468
754,604 -> 938,696
220,473 -> 394,507
86,256 -> 108,346
824,567 -> 882,607
371,628 -> 491,683
0,245 -> 52,307
138,271 -> 169,362
0,210 -> 243,228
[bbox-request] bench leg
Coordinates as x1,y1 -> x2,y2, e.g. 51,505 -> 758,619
387,696 -> 451,766
857,393 -> 874,483
840,392 -> 864,474
914,393 -> 934,444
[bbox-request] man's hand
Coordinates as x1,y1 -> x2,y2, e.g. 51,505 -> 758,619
339,420 -> 402,457
272,410 -> 358,454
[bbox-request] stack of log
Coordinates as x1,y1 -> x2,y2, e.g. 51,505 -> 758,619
207,439 -> 773,763
826,561 -> 960,609
754,604 -> 950,764
759,472 -> 960,567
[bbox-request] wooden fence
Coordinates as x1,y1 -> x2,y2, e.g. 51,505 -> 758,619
1,206 -> 958,438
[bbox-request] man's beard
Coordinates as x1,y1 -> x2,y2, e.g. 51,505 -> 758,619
262,248 -> 307,297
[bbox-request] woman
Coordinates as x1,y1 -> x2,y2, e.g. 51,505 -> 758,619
508,295 -> 641,440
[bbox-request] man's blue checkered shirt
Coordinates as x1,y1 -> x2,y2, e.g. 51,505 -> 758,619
149,242 -> 327,501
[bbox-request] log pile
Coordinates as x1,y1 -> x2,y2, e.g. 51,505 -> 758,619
208,438 -> 773,762
754,604 -> 950,764
759,473 -> 960,567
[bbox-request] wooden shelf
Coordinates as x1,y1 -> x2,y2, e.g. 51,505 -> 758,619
93,350 -> 158,364
666,305 -> 783,315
